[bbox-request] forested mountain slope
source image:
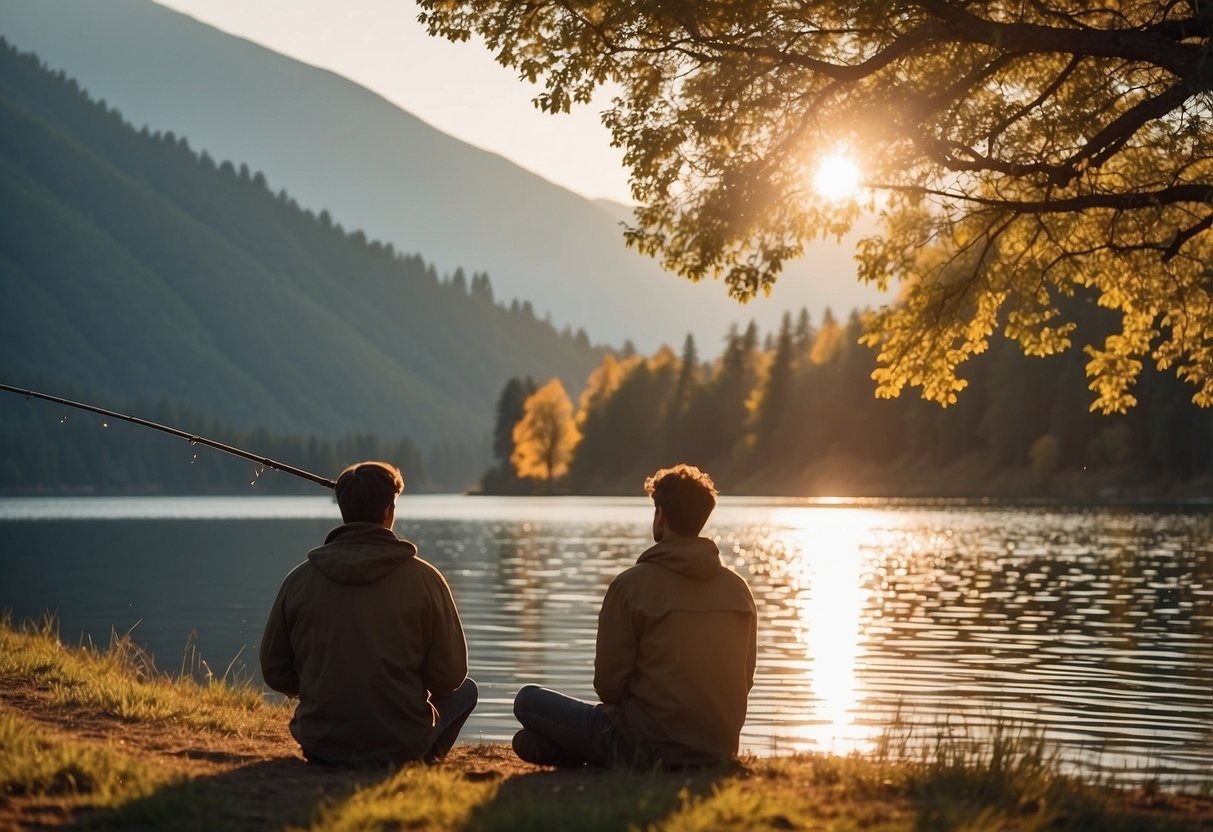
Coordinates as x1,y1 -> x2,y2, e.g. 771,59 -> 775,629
0,0 -> 885,352
0,40 -> 604,444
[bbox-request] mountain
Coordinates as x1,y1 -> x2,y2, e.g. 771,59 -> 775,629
0,0 -> 887,354
0,39 -> 604,444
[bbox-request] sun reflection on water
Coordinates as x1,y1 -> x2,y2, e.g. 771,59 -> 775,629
777,507 -> 879,754
2,498 -> 1209,784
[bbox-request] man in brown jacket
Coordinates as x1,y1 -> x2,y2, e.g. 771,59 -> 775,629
260,461 -> 476,765
512,464 -> 757,767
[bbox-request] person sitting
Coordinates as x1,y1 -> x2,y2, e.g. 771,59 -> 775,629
260,460 -> 476,765
512,463 -> 757,767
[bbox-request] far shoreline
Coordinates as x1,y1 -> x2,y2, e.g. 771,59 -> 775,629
2,490 -> 1211,506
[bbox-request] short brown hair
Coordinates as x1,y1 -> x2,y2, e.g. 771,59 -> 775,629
644,463 -> 718,536
334,461 -> 404,524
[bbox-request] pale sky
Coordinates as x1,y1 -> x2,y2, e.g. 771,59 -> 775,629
154,0 -> 633,204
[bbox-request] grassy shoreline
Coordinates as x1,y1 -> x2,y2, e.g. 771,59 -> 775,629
2,619 -> 1209,831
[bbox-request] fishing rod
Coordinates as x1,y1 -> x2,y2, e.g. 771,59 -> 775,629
0,382 -> 337,489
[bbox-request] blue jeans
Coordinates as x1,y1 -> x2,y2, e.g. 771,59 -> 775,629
512,684 -> 620,766
426,677 -> 479,762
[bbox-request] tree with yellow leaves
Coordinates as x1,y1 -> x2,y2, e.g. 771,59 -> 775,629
511,378 -> 581,483
421,1 -> 1213,413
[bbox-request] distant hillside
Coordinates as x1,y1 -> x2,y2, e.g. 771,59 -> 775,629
0,40 -> 604,444
0,0 -> 887,353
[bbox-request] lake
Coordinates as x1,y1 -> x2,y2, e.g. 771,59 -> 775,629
1,495 -> 1210,788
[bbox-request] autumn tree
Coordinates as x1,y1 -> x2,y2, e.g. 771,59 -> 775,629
809,308 -> 844,368
511,378 -> 581,483
420,1 -> 1213,412
568,353 -> 632,487
576,353 -> 631,427
571,349 -> 678,488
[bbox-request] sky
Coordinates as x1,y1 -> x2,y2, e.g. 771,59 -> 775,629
154,0 -> 633,204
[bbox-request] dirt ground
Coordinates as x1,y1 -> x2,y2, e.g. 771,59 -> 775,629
0,675 -> 713,831
0,674 -> 543,830
3,675 -> 1211,832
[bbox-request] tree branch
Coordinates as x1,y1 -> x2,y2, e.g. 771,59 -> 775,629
1078,81 -> 1200,174
983,54 -> 1082,154
886,182 -> 1213,212
913,0 -> 1212,80
678,19 -> 943,83
1165,211 -> 1213,259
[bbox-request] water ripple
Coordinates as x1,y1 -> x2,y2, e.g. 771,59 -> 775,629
0,499 -> 1209,787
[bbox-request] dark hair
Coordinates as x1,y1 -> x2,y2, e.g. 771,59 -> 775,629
334,461 -> 404,524
644,463 -> 717,535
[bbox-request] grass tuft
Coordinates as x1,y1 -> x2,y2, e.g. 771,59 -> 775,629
0,707 -> 169,807
305,764 -> 497,832
0,614 -> 284,736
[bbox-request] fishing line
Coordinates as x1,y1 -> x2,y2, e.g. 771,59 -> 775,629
0,382 -> 337,489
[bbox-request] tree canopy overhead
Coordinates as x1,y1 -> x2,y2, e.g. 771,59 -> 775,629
419,1 -> 1213,411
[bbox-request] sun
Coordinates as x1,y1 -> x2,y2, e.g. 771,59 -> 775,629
812,153 -> 862,201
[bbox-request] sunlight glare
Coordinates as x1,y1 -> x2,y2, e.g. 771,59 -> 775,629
774,507 -> 878,755
813,153 -> 862,201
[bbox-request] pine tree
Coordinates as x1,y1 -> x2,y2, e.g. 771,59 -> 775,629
492,377 -> 536,464
667,333 -> 699,423
748,313 -> 795,465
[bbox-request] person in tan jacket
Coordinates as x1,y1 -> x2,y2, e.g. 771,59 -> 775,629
513,464 -> 757,767
260,461 -> 476,765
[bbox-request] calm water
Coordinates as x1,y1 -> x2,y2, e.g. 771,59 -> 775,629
1,495 -> 1210,787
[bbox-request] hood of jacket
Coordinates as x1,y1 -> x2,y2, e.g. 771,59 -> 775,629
306,522 -> 417,585
635,536 -> 722,579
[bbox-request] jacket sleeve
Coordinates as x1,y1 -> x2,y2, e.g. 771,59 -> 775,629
593,578 -> 637,704
259,579 -> 300,697
421,569 -> 469,697
746,601 -> 758,693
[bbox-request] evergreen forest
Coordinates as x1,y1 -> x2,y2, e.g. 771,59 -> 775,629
0,40 -> 606,492
486,306 -> 1213,499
